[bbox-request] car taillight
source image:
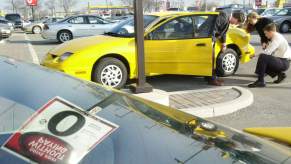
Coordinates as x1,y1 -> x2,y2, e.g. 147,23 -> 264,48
44,24 -> 49,30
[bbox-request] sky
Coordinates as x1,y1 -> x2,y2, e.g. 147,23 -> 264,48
0,0 -> 278,12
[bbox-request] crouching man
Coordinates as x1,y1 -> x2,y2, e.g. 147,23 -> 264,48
248,23 -> 291,88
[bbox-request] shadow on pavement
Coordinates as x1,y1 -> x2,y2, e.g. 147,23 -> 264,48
29,40 -> 59,45
126,75 -> 255,92
7,40 -> 28,44
233,74 -> 257,78
7,40 -> 58,45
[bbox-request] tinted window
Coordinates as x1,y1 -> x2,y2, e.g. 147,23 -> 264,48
193,15 -> 216,38
107,15 -> 158,37
274,9 -> 289,16
150,16 -> 194,40
5,14 -> 21,21
88,16 -> 103,24
68,16 -> 86,24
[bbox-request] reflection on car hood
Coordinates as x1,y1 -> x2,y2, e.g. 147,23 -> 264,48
49,35 -> 130,55
0,56 -> 290,164
267,16 -> 286,20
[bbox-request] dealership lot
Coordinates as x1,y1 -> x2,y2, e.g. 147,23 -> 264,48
1,31 -> 291,130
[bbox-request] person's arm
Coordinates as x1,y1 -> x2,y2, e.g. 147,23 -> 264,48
263,37 -> 280,55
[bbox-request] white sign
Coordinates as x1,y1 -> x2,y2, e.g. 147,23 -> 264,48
2,97 -> 118,164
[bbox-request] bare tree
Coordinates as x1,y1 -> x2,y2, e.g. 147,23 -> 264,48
45,0 -> 57,17
60,0 -> 78,16
120,0 -> 133,6
6,0 -> 26,13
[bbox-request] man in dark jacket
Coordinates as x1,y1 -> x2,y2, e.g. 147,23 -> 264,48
207,11 -> 244,86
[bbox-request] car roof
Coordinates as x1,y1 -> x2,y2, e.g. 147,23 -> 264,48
148,11 -> 218,17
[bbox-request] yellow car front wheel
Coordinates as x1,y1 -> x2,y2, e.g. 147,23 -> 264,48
93,57 -> 128,89
216,49 -> 239,77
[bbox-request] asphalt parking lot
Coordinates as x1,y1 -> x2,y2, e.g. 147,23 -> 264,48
1,30 -> 291,130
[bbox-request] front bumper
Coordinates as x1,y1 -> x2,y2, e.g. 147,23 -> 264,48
1,29 -> 12,38
42,53 -> 91,81
240,44 -> 255,63
41,30 -> 58,41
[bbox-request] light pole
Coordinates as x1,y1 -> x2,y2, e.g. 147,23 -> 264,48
130,0 -> 153,93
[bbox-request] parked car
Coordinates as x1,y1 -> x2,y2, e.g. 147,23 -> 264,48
167,8 -> 184,11
0,18 -> 13,39
260,8 -> 282,17
266,7 -> 291,33
23,17 -> 64,34
5,13 -> 22,29
1,56 -> 291,163
216,4 -> 254,16
41,15 -> 117,43
42,12 -> 255,89
187,6 -> 200,11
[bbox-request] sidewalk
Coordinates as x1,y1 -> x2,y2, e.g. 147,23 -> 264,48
124,85 -> 253,118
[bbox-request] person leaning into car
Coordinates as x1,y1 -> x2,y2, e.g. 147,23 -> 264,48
248,23 -> 291,88
245,12 -> 274,50
208,11 -> 245,86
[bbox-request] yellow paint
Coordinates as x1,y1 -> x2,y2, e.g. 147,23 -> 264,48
42,12 -> 255,82
244,127 -> 291,145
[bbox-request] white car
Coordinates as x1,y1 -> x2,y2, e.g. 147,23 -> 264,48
23,17 -> 64,34
41,15 -> 117,43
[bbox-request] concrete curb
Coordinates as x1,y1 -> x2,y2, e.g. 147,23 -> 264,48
176,86 -> 254,118
124,86 -> 254,118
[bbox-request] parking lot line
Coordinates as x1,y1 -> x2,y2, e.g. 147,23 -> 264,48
24,34 -> 40,65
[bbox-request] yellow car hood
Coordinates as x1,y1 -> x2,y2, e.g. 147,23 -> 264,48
50,35 -> 126,56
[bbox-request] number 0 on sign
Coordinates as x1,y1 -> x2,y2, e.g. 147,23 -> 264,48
1,97 -> 118,164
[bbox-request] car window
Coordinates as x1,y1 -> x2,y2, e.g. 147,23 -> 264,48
88,16 -> 103,24
275,9 -> 288,16
149,16 -> 194,40
193,15 -> 216,38
68,16 -> 86,24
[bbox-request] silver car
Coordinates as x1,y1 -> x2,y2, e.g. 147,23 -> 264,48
0,18 -> 13,39
23,17 -> 64,34
41,15 -> 116,43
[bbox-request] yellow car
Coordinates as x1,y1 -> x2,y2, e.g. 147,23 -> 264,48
42,12 -> 255,88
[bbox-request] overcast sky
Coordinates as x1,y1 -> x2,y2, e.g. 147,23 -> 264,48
0,0 -> 277,11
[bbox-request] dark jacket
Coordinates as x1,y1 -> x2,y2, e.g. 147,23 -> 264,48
255,17 -> 274,44
213,11 -> 230,43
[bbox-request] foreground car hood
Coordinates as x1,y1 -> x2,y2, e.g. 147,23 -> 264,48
50,35 -> 127,55
0,56 -> 290,164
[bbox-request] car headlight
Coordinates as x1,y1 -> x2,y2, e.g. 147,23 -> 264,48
59,52 -> 73,62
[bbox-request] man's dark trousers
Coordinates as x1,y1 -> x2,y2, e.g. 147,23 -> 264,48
255,54 -> 290,82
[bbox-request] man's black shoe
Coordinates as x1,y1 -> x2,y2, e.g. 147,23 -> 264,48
248,81 -> 266,88
274,73 -> 286,84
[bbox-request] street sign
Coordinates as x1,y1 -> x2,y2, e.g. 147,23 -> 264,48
26,0 -> 37,6
2,97 -> 118,164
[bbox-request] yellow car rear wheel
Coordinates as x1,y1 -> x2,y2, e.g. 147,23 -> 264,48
93,57 -> 128,89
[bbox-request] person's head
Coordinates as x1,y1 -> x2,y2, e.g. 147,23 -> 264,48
246,12 -> 260,25
230,11 -> 245,25
263,23 -> 277,39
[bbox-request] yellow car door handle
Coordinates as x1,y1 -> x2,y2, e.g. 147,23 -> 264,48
196,43 -> 206,47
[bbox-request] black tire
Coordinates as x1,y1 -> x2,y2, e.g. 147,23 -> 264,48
280,22 -> 290,33
216,48 -> 239,77
93,57 -> 128,89
57,30 -> 73,43
32,26 -> 42,34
